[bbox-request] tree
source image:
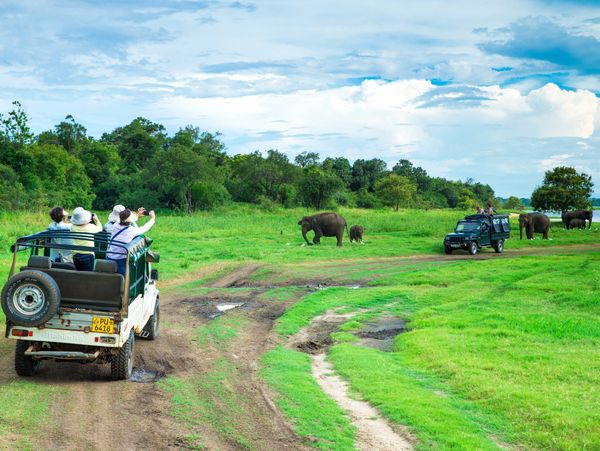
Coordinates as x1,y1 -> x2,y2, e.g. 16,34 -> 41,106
37,116 -> 88,154
78,140 -> 121,185
350,158 -> 388,192
0,101 -> 33,147
102,117 -> 166,170
392,159 -> 430,191
298,166 -> 343,209
374,174 -> 416,211
322,157 -> 352,187
294,151 -> 320,168
503,196 -> 525,211
145,145 -> 203,211
531,166 -> 593,213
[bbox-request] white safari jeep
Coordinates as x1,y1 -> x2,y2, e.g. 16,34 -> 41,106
1,230 -> 159,380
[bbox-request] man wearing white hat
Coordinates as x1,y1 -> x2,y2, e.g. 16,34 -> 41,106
106,208 -> 156,275
104,205 -> 125,234
70,207 -> 103,271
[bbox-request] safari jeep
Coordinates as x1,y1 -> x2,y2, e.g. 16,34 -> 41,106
443,214 -> 510,255
1,230 -> 159,380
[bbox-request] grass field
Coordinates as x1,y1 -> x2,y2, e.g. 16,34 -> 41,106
0,206 -> 598,449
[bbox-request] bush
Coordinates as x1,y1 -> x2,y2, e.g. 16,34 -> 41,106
355,188 -> 380,209
191,182 -> 230,211
257,195 -> 278,211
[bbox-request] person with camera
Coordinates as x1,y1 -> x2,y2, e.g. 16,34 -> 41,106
106,207 -> 155,276
47,206 -> 73,263
70,207 -> 103,271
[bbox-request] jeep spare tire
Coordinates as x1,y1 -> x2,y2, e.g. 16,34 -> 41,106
1,270 -> 60,327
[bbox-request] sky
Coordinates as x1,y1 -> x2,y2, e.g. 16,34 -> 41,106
1,0 -> 600,197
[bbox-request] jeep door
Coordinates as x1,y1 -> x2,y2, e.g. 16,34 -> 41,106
479,222 -> 491,246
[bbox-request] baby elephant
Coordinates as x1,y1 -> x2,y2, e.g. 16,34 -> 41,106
569,218 -> 586,229
349,225 -> 365,244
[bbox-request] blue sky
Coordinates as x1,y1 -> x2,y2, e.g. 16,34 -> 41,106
1,0 -> 599,196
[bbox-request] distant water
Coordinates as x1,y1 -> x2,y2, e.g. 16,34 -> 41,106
524,210 -> 597,222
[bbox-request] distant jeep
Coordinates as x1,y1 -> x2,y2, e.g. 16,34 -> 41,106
443,214 -> 510,255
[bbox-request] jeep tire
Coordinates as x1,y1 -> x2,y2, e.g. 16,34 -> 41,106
494,239 -> 504,253
111,330 -> 134,380
444,245 -> 452,254
468,241 -> 478,255
15,340 -> 39,377
142,299 -> 160,340
1,270 -> 60,327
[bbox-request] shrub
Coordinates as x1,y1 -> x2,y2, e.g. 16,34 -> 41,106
191,182 -> 231,211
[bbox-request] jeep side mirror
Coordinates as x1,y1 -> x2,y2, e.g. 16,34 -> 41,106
151,269 -> 159,281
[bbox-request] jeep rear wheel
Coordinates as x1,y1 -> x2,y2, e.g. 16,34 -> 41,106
142,299 -> 160,340
111,330 -> 134,380
15,340 -> 39,377
468,241 -> 478,255
1,271 -> 60,327
494,239 -> 504,253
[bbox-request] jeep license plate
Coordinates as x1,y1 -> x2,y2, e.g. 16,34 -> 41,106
91,317 -> 114,334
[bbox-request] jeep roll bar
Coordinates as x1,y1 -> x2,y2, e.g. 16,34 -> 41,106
7,230 -> 150,314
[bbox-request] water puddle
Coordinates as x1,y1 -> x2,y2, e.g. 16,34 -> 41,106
216,302 -> 245,312
129,368 -> 166,383
355,317 -> 407,352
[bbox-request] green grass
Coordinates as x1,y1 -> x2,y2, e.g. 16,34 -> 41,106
267,252 -> 600,449
260,346 -> 356,450
0,379 -> 59,450
196,313 -> 247,348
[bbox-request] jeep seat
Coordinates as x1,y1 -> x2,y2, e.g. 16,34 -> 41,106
22,256 -> 124,312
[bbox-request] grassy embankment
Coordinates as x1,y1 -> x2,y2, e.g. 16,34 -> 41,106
261,252 -> 600,449
0,206 -> 598,449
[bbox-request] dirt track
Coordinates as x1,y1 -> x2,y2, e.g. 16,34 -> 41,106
5,244 -> 598,450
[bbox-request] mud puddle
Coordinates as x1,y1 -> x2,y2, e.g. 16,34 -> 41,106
180,297 -> 257,320
355,317 -> 407,352
130,368 -> 166,383
287,310 -> 359,354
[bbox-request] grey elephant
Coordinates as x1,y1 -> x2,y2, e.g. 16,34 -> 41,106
563,210 -> 593,229
519,212 -> 550,240
569,218 -> 586,229
349,225 -> 364,244
298,212 -> 347,247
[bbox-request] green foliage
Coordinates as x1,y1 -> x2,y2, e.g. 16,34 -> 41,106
531,166 -> 593,212
78,140 -> 120,185
503,196 -> 525,211
374,173 -> 417,211
350,158 -> 387,192
191,182 -> 230,211
298,166 -> 344,209
354,188 -> 380,209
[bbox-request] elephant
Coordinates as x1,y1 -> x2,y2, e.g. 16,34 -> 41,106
563,210 -> 593,229
349,225 -> 364,244
298,212 -> 347,247
569,218 -> 586,229
519,212 -> 550,240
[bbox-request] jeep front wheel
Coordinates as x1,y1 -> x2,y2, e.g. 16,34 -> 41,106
468,242 -> 478,255
1,271 -> 60,327
494,239 -> 504,253
111,330 -> 134,380
15,340 -> 39,377
444,245 -> 452,254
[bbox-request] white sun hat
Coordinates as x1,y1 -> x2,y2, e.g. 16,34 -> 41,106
108,204 -> 126,223
70,207 -> 92,225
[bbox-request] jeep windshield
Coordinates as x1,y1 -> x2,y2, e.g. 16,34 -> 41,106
455,222 -> 480,233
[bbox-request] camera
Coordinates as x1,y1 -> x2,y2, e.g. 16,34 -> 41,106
142,209 -> 150,216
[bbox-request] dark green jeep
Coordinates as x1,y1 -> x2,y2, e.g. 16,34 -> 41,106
443,214 -> 510,255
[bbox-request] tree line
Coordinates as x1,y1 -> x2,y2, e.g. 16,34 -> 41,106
0,101 -> 503,212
